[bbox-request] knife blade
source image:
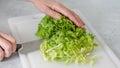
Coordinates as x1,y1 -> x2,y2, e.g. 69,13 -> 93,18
16,40 -> 41,52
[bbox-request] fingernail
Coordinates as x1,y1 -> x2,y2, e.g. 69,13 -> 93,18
0,59 -> 2,61
0,56 -> 3,61
81,26 -> 85,28
56,16 -> 60,19
56,13 -> 61,19
54,15 -> 60,19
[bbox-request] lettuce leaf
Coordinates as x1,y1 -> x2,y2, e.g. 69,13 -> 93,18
36,15 -> 98,65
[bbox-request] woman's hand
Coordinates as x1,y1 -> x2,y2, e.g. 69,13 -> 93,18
0,32 -> 16,61
29,0 -> 85,28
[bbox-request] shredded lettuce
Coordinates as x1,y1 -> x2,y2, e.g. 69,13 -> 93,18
36,15 -> 98,65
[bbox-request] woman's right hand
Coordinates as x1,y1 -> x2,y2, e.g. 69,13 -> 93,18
0,32 -> 16,61
28,0 -> 85,28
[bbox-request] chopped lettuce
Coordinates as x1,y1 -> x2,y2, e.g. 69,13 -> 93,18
36,15 -> 98,64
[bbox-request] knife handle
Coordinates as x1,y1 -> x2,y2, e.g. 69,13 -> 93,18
16,44 -> 22,52
0,44 -> 22,52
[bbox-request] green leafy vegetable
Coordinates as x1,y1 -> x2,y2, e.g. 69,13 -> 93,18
36,15 -> 98,65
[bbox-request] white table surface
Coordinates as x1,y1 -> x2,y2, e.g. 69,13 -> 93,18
0,0 -> 120,68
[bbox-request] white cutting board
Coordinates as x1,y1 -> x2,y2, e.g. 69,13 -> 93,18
8,10 -> 120,68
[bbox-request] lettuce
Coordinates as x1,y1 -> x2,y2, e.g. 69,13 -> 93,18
36,15 -> 98,65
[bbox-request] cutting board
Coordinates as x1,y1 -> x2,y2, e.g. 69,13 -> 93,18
8,10 -> 120,68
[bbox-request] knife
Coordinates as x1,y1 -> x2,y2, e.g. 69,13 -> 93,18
0,40 -> 41,53
16,40 -> 41,52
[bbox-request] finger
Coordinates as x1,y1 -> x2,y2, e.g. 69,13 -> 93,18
73,13 -> 85,28
40,6 -> 60,19
71,12 -> 85,28
33,0 -> 60,19
0,48 -> 5,61
0,37 -> 12,57
0,32 -> 16,52
51,2 -> 83,27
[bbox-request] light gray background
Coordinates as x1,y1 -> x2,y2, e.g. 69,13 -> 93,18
0,0 -> 120,68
